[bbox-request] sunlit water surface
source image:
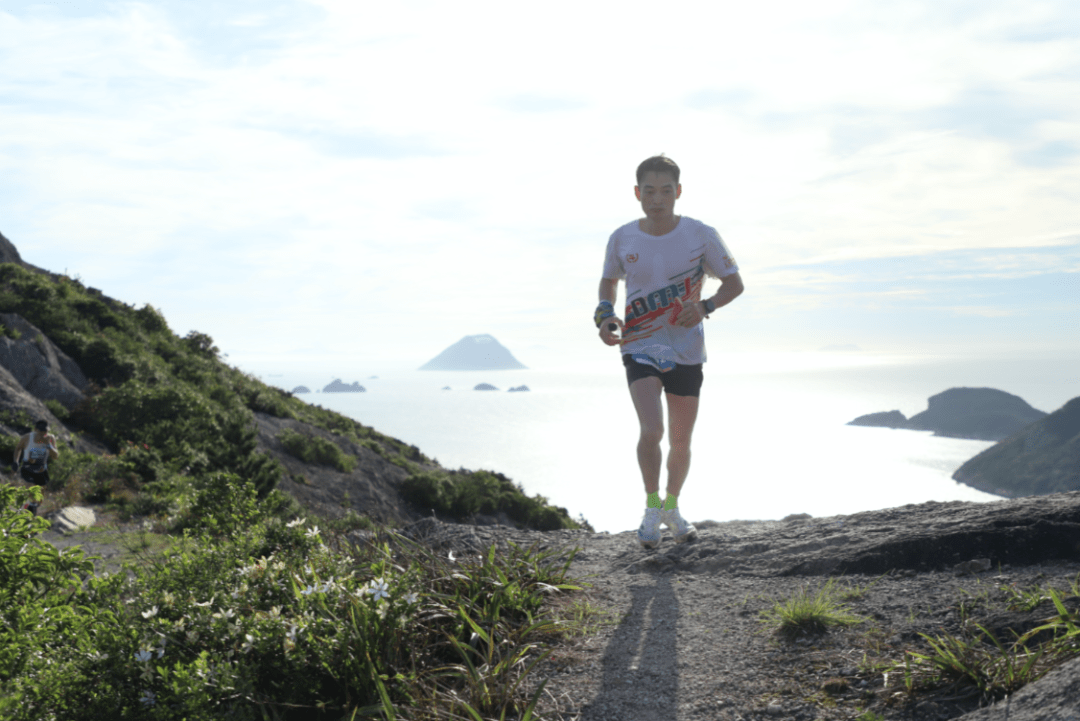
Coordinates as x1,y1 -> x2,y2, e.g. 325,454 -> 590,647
237,354 -> 1079,533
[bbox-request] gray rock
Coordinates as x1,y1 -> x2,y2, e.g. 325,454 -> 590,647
953,557 -> 992,575
955,655 -> 1080,721
0,313 -> 89,409
50,506 -> 96,534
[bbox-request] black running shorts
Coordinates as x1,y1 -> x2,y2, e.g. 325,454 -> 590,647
622,354 -> 704,397
20,467 -> 49,487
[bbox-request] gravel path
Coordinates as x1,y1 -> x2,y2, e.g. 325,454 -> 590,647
401,493 -> 1080,721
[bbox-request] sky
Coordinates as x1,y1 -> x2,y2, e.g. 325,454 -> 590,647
2,0 -> 1078,373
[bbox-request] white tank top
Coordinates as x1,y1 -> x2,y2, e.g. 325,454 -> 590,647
22,432 -> 52,471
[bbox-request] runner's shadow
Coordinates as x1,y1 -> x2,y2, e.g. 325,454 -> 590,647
587,574 -> 679,719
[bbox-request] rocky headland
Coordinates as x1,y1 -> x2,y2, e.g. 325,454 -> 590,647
419,334 -> 527,370
953,395 -> 1080,498
848,387 -> 1047,441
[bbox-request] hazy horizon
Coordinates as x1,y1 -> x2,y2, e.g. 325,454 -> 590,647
2,0 -> 1078,370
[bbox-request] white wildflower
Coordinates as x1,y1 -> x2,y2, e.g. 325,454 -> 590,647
366,579 -> 390,602
287,517 -> 306,528
139,689 -> 156,707
135,649 -> 153,663
404,592 -> 419,605
304,526 -> 320,539
141,606 -> 159,619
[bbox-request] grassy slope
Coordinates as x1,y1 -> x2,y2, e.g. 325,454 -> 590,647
0,262 -> 587,531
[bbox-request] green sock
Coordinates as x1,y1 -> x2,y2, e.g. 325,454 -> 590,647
663,493 -> 678,511
646,491 -> 661,509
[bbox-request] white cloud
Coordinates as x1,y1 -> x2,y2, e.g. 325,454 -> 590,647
0,0 -> 1078,362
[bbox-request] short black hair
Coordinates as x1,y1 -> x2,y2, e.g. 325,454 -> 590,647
34,420 -> 48,431
636,154 -> 680,185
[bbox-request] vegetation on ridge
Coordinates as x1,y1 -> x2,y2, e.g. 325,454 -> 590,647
0,261 -> 586,531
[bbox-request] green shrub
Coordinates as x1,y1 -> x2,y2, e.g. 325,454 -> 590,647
42,399 -> 68,421
0,433 -> 18,461
276,428 -> 356,473
402,469 -> 582,531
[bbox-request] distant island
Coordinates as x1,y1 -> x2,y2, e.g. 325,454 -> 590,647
323,379 -> 366,393
953,396 -> 1080,497
419,334 -> 526,371
847,387 -> 1047,441
291,385 -> 311,394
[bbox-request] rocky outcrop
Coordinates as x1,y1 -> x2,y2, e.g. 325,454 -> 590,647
419,334 -> 527,371
953,396 -> 1080,497
252,412 -> 429,526
474,383 -> 498,391
847,410 -> 907,428
0,313 -> 90,409
848,387 -> 1046,440
508,385 -> 530,392
322,379 -> 365,393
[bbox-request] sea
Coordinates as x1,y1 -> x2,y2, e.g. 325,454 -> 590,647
234,353 -> 1079,534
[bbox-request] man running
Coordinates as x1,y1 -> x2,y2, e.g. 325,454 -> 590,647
12,419 -> 59,516
596,155 -> 744,548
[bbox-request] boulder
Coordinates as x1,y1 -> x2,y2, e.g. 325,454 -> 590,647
0,313 -> 90,409
953,396 -> 1080,497
419,334 -> 527,371
50,506 -> 96,534
846,410 -> 907,428
322,379 -> 365,393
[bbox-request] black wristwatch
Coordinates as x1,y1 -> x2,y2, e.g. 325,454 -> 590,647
702,298 -> 716,315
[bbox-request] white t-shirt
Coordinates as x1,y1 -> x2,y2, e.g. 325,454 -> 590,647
602,216 -> 738,365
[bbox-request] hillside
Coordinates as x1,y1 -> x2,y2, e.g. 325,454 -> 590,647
953,395 -> 1080,497
0,230 -> 582,532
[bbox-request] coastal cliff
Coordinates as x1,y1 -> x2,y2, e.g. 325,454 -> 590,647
953,395 -> 1080,497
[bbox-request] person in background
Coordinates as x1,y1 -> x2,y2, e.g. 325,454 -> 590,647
11,419 -> 59,516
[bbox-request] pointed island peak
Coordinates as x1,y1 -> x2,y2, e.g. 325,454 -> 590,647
419,334 -> 526,371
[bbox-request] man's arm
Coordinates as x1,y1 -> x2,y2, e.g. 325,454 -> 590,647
597,278 -> 624,346
46,434 -> 59,462
13,436 -> 25,466
708,271 -> 744,311
674,272 -> 745,328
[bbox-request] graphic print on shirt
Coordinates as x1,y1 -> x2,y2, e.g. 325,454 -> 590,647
623,251 -> 706,343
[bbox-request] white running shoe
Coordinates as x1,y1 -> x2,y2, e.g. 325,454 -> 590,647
661,507 -> 697,543
637,507 -> 662,549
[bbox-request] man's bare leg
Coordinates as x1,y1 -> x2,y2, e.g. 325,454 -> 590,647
664,392 -> 699,498
628,376 -> 664,494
